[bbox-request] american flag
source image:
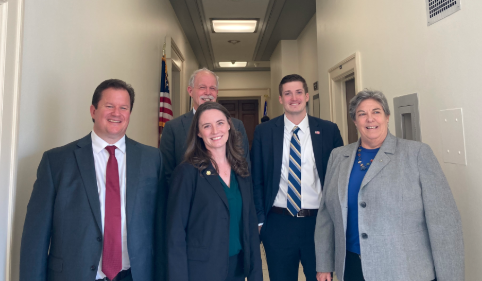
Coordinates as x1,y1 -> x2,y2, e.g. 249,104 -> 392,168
159,55 -> 173,140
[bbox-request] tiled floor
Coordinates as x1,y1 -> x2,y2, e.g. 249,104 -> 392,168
259,244 -> 339,281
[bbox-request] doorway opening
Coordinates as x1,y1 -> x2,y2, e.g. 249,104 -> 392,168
218,98 -> 259,149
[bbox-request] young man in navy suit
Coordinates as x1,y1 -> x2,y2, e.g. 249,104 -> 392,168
251,74 -> 343,281
20,79 -> 164,281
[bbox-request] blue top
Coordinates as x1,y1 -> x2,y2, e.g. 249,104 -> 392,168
346,146 -> 380,254
219,170 -> 243,257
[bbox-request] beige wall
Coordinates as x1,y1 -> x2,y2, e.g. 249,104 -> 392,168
269,15 -> 318,119
10,0 -> 198,279
217,71 -> 271,89
316,0 -> 482,278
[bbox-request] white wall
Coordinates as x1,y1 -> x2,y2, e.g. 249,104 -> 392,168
10,0 -> 198,279
297,16 -> 319,117
316,0 -> 482,278
217,71 -> 271,89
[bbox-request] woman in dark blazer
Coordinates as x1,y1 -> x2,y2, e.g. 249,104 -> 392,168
166,102 -> 263,281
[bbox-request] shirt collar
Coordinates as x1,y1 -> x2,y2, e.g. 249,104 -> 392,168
91,130 -> 126,155
284,114 -> 309,133
192,108 -> 196,115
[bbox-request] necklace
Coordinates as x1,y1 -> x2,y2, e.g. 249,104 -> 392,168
357,146 -> 374,171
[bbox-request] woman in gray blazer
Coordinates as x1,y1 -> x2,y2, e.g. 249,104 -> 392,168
314,90 -> 464,281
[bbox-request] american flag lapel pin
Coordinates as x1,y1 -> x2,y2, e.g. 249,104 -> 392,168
315,131 -> 320,134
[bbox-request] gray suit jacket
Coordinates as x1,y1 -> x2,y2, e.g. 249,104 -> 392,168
20,133 -> 164,281
315,132 -> 464,281
159,110 -> 250,186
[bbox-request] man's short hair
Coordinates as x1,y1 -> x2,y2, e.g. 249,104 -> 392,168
92,79 -> 135,110
188,68 -> 219,90
278,74 -> 309,96
91,79 -> 135,122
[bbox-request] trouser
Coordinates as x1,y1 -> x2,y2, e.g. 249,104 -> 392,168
343,251 -> 438,281
260,211 -> 317,281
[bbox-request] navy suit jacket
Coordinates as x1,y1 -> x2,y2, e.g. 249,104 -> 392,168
166,163 -> 262,281
20,133 -> 164,281
251,114 -> 343,224
159,110 -> 250,186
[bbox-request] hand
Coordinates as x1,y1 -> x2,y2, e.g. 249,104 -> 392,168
316,272 -> 332,281
258,225 -> 262,234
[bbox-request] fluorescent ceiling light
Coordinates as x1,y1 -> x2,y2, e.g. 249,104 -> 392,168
212,20 -> 257,33
219,62 -> 248,67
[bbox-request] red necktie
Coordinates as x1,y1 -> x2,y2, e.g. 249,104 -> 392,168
102,146 -> 122,280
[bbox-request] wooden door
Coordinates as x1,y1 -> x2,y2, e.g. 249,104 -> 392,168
218,99 -> 259,149
345,78 -> 358,144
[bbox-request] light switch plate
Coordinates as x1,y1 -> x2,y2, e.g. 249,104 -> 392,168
439,108 -> 467,165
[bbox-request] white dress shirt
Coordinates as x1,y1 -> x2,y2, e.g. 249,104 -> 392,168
273,114 -> 322,210
91,131 -> 130,279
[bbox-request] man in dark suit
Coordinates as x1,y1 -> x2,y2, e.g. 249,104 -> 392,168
20,79 -> 164,281
251,74 -> 343,281
159,68 -> 250,186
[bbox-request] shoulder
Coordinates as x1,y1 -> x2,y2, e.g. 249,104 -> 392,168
165,112 -> 188,127
44,134 -> 89,157
254,115 -> 282,132
331,141 -> 357,158
172,162 -> 199,179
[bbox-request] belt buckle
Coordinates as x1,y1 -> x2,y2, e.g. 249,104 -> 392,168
296,210 -> 305,217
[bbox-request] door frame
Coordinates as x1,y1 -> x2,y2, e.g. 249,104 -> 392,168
217,88 -> 270,121
327,53 -> 362,144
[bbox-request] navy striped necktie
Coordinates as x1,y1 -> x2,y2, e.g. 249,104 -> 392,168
287,126 -> 302,216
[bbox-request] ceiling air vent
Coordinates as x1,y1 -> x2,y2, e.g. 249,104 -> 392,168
426,0 -> 461,26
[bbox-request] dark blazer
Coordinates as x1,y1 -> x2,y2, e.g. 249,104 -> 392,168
20,133 -> 164,281
251,114 -> 343,224
167,163 -> 262,281
159,110 -> 250,186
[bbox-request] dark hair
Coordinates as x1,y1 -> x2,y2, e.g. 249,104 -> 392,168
184,102 -> 249,177
261,116 -> 270,123
92,79 -> 135,122
278,74 -> 309,96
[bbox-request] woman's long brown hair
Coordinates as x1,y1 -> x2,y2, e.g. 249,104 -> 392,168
184,102 -> 249,177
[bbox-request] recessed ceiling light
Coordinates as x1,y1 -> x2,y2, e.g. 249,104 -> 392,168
219,61 -> 248,67
212,20 -> 258,33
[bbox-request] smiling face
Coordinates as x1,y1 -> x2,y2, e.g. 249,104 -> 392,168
90,87 -> 131,143
197,109 -> 230,154
279,81 -> 309,118
354,98 -> 389,149
188,71 -> 218,110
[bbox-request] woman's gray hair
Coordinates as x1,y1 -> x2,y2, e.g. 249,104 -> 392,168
349,90 -> 390,120
188,68 -> 219,89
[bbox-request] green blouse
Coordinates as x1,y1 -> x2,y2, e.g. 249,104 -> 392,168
219,170 -> 243,257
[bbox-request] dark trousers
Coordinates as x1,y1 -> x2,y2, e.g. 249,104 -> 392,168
343,251 -> 438,281
225,252 -> 245,281
260,212 -> 317,281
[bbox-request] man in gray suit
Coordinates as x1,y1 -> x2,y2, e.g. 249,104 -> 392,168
20,79 -> 164,281
159,68 -> 250,186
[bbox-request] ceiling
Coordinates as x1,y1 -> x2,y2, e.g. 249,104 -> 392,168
169,0 -> 316,72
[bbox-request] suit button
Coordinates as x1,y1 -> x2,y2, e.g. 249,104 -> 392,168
360,202 -> 366,208
90,265 -> 96,271
361,233 -> 368,239
97,237 -> 102,242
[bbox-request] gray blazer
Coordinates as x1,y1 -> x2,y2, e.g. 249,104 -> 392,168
20,133 -> 164,281
314,132 -> 464,281
159,110 -> 250,186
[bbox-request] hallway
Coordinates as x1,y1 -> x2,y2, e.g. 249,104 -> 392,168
1,0 -> 481,280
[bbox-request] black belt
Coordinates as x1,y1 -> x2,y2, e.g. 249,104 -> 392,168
271,206 -> 318,217
96,268 -> 131,281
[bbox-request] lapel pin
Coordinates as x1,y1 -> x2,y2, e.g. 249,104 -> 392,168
206,171 -> 211,176
315,131 -> 320,134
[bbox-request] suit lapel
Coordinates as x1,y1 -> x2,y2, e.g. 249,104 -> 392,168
75,133 -> 102,231
360,132 -> 396,189
237,174 -> 250,228
337,143 -> 358,232
308,116 -> 324,184
181,110 -> 194,138
272,116 -> 285,189
204,164 -> 229,209
125,137 -> 141,225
